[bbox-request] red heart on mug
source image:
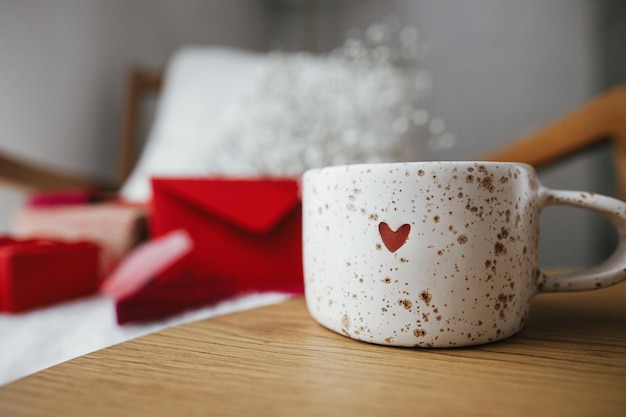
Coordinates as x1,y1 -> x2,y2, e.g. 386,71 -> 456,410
378,222 -> 411,253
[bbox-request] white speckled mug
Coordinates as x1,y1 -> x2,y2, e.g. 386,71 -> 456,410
302,161 -> 626,347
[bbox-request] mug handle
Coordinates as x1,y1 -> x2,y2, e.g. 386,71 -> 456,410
538,188 -> 626,292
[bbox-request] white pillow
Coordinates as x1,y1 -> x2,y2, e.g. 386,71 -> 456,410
120,47 -> 264,202
121,47 -> 421,202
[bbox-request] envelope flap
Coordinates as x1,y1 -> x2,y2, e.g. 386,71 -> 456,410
152,178 -> 300,234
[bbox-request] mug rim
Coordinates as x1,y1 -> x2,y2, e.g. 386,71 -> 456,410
303,161 -> 535,177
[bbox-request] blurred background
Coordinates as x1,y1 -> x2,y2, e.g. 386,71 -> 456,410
0,0 -> 624,268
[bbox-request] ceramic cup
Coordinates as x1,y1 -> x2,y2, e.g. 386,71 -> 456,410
302,161 -> 626,347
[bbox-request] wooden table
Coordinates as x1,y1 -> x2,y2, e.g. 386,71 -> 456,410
1,284 -> 625,417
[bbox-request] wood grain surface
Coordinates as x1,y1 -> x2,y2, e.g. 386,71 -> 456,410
1,283 -> 625,417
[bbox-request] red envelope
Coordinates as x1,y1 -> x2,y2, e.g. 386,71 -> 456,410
0,237 -> 100,313
151,178 -> 304,295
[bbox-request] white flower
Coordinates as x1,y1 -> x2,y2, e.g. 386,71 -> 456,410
204,19 -> 446,176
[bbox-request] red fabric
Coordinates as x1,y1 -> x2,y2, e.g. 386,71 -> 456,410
115,273 -> 235,324
101,229 -> 194,300
0,237 -> 100,313
150,177 -> 304,295
100,229 -> 236,324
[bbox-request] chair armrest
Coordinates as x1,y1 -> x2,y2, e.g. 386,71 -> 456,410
481,85 -> 626,198
0,68 -> 164,193
0,150 -> 115,191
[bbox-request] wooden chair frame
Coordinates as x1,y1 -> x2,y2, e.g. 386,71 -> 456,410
117,68 -> 163,186
0,68 -> 163,192
482,85 -> 626,198
0,151 -> 110,191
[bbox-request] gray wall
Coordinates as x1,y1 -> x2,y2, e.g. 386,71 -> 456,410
402,1 -> 604,269
0,0 -> 270,182
269,0 -> 615,268
1,0 -> 622,269
0,0 -> 270,228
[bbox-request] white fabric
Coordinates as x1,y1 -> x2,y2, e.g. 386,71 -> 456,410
0,292 -> 290,386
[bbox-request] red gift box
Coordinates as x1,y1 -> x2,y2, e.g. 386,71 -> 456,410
0,237 -> 100,313
12,203 -> 148,276
151,178 -> 304,295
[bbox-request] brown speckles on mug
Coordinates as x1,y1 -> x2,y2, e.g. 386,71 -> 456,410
457,235 -> 468,244
494,242 -> 507,256
413,328 -> 427,337
341,314 -> 351,331
419,290 -> 432,306
477,175 -> 495,193
494,293 -> 515,320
